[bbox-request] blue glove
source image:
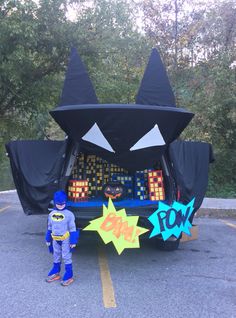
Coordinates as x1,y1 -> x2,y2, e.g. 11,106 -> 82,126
45,229 -> 52,242
45,230 -> 53,253
69,230 -> 80,252
69,230 -> 80,244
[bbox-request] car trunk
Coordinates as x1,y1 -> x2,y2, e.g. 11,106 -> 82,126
66,151 -> 176,221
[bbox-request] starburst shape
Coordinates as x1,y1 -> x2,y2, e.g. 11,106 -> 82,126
148,198 -> 195,240
83,198 -> 149,254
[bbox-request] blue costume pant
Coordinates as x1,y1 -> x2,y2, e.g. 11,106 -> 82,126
52,237 -> 72,265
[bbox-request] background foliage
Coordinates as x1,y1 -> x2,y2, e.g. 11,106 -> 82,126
0,0 -> 235,197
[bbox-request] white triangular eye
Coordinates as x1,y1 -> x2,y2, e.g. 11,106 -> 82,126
82,123 -> 115,152
130,124 -> 165,151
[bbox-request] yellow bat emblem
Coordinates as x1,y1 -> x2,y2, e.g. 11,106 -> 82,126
51,213 -> 65,222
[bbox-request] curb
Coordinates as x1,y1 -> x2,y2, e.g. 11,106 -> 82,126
0,189 -> 17,194
196,208 -> 236,219
201,198 -> 236,210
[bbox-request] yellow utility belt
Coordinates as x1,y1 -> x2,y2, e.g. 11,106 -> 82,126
51,231 -> 70,241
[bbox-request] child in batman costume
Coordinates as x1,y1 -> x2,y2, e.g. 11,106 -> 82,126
45,190 -> 79,286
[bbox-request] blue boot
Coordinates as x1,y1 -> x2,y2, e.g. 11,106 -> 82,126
46,262 -> 61,283
61,263 -> 74,286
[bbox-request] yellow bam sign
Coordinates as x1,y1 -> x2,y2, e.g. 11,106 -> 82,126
83,198 -> 149,254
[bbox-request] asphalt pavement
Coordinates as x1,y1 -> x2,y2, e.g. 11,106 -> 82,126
0,192 -> 236,318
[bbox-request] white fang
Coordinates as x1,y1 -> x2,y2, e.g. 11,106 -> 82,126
82,123 -> 115,152
130,124 -> 165,151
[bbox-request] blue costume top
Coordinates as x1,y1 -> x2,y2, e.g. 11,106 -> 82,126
48,209 -> 76,236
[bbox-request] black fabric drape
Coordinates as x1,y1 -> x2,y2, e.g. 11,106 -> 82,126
136,48 -> 176,107
59,47 -> 98,106
6,140 -> 68,215
50,104 -> 194,171
169,140 -> 214,211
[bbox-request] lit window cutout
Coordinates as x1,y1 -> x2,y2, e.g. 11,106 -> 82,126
82,123 -> 115,153
130,124 -> 166,151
